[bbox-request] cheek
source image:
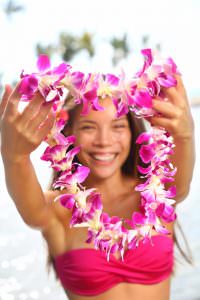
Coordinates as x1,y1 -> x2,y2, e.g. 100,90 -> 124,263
73,131 -> 93,149
120,130 -> 131,149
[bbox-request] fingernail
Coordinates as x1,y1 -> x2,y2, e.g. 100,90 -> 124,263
4,84 -> 10,92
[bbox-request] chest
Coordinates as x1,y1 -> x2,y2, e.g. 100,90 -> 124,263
47,189 -> 141,258
64,191 -> 141,250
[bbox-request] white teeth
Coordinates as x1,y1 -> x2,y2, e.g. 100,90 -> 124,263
91,154 -> 116,161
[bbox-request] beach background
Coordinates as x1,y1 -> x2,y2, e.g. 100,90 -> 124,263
0,1 -> 200,299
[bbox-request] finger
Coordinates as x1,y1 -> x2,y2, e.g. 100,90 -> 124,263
0,84 -> 13,117
34,111 -> 56,141
27,102 -> 54,132
20,92 -> 45,127
150,116 -> 175,133
162,86 -> 179,103
5,82 -> 23,115
174,75 -> 188,99
162,74 -> 189,107
161,85 -> 189,110
152,99 -> 176,118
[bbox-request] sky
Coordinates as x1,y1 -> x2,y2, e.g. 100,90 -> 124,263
0,0 -> 200,95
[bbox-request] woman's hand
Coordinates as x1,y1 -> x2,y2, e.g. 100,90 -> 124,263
0,83 -> 56,163
149,76 -> 195,202
150,76 -> 194,140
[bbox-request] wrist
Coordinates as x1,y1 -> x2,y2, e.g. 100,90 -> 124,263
2,154 -> 31,166
173,130 -> 194,142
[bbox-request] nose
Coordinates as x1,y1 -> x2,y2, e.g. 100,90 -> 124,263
93,127 -> 114,147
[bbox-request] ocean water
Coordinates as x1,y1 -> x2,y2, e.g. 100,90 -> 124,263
0,106 -> 199,300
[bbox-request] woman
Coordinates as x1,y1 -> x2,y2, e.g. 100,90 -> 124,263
0,76 -> 195,300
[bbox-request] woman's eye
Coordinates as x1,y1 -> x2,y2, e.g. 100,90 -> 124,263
114,124 -> 126,129
80,126 -> 95,130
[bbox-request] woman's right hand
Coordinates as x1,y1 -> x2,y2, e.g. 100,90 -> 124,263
0,83 -> 56,163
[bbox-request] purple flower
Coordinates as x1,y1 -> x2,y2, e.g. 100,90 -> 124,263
156,202 -> 176,223
139,144 -> 155,163
136,132 -> 151,144
37,54 -> 51,71
19,54 -> 70,102
112,97 -> 129,117
53,164 -> 90,189
19,74 -> 39,101
134,89 -> 153,109
56,194 -> 75,209
66,190 -> 102,229
54,134 -> 76,146
136,48 -> 153,77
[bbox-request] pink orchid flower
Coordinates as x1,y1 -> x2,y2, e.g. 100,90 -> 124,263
53,165 -> 90,189
19,54 -> 70,102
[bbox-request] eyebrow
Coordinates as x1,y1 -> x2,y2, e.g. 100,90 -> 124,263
78,117 -> 127,124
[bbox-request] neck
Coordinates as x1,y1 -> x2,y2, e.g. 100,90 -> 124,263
84,170 -> 129,204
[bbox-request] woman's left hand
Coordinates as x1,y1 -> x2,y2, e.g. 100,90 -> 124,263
150,76 -> 194,140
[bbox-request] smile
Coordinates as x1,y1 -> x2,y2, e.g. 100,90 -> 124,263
89,153 -> 118,162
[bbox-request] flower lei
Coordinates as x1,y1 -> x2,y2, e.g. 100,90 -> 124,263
19,49 -> 178,261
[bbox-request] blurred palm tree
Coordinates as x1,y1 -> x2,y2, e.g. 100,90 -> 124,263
78,32 -> 95,58
110,33 -> 130,66
36,44 -> 56,59
59,32 -> 82,61
3,0 -> 24,19
36,32 -> 95,62
141,34 -> 149,47
141,34 -> 161,52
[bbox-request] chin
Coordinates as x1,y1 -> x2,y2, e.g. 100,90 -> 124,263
89,166 -> 120,181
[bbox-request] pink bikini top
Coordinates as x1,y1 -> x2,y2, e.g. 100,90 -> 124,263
54,235 -> 174,296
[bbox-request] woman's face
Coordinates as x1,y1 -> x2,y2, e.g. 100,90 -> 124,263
70,98 -> 132,180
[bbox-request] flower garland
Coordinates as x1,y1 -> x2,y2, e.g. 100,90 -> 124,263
19,49 -> 178,261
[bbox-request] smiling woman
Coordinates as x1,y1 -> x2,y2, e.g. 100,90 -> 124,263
0,51 -> 195,300
44,93 -> 191,300
51,99 -> 169,300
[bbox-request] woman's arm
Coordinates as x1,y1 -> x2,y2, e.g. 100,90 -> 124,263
150,76 -> 195,202
170,134 -> 195,201
2,157 -> 54,228
0,84 -> 57,228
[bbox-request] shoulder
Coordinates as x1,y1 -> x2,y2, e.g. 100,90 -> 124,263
44,189 -> 72,226
42,190 -> 72,256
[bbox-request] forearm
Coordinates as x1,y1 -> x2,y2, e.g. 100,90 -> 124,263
2,155 -> 52,228
171,133 -> 195,201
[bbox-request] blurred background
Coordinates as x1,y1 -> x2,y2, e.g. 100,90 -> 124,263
0,0 -> 200,299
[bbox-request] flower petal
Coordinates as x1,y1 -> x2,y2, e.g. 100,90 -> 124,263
56,194 -> 75,209
139,144 -> 155,163
136,132 -> 151,144
137,165 -> 152,174
37,54 -> 51,72
74,165 -> 90,183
